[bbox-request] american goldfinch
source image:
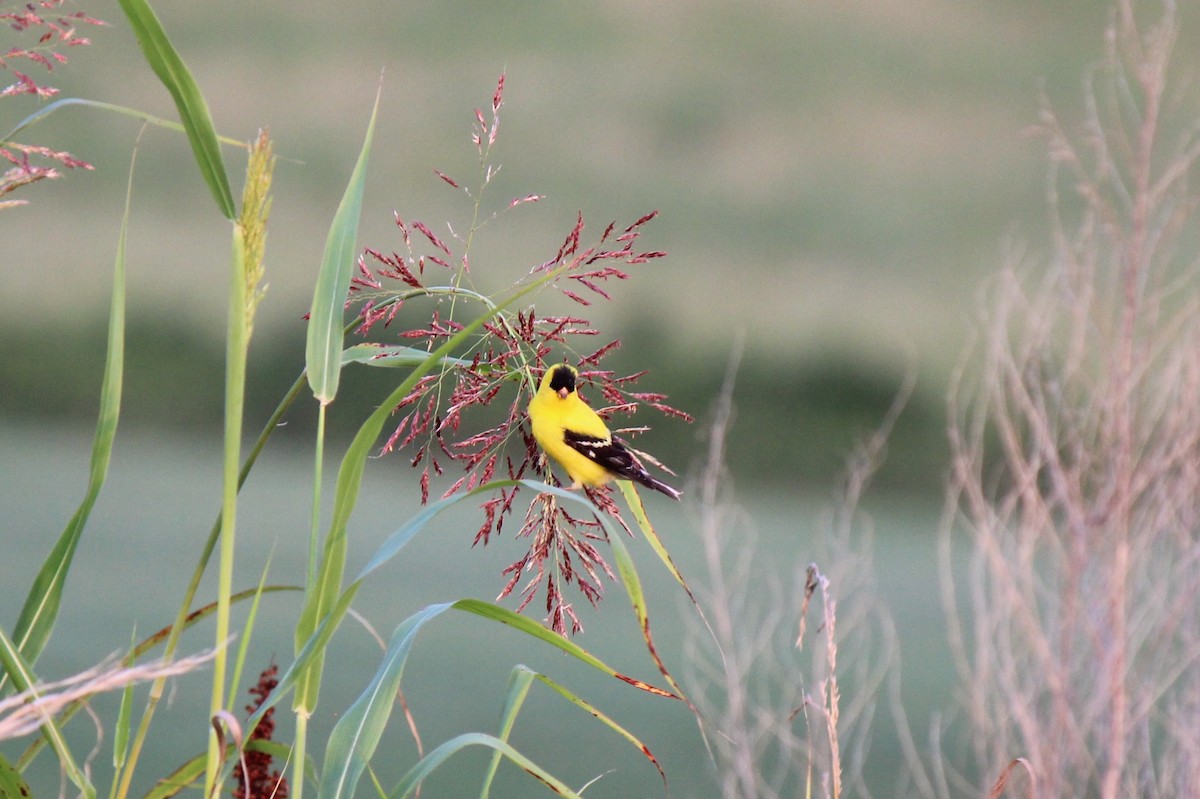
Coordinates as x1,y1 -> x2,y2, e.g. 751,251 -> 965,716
529,363 -> 681,500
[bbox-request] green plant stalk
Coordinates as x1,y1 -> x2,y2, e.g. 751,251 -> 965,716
309,408 -> 327,590
205,228 -> 251,796
291,87 -> 379,798
291,404 -> 327,799
111,374 -> 305,799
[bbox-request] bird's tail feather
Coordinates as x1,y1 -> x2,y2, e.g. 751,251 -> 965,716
637,474 -> 682,501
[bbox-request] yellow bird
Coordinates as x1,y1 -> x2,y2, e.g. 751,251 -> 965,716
528,363 -> 681,500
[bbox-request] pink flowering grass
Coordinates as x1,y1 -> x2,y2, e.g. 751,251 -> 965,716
346,74 -> 691,634
1,0 -> 104,206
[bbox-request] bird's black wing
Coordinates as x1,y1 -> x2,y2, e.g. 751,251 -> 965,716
563,429 -> 639,476
563,430 -> 682,500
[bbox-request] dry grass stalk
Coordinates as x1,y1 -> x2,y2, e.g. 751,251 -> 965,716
941,2 -> 1200,796
0,649 -> 214,741
684,346 -> 899,799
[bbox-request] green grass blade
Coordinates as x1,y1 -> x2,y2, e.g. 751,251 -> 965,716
112,635 -> 137,771
618,480 -> 695,602
116,0 -> 234,218
0,626 -> 94,799
341,343 -> 471,368
478,666 -> 536,799
0,752 -> 31,799
1,97 -> 246,150
10,149 -> 128,669
451,598 -> 674,696
306,86 -> 382,404
390,733 -> 582,799
319,605 -> 448,799
528,669 -> 667,791
228,558 -> 275,715
606,529 -> 690,706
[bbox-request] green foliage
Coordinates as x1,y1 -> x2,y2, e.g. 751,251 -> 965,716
306,88 -> 381,406
3,4 -> 695,799
9,160 -> 128,676
116,0 -> 234,218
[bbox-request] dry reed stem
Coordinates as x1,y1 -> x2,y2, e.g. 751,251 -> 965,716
940,2 -> 1200,796
684,345 -> 900,799
0,649 -> 214,741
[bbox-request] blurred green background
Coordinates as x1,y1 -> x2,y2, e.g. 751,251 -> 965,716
7,0 -> 1172,494
4,1 -> 1195,796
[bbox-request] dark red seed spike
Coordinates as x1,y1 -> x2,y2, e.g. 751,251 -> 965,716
625,210 -> 659,232
394,213 -> 410,246
493,72 -> 505,112
412,220 -> 451,255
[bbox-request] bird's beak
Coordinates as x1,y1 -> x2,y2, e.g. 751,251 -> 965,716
556,387 -> 570,399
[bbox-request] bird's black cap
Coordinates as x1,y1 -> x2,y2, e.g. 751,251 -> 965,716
548,364 -> 576,394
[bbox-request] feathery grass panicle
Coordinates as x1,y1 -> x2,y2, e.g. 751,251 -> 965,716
0,0 -> 106,99
0,0 -> 105,206
231,664 -> 288,799
0,649 -> 214,741
347,77 -> 690,633
238,129 -> 274,335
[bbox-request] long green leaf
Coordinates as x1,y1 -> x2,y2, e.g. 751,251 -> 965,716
112,634 -> 137,771
451,598 -> 674,697
319,606 -> 445,799
306,86 -> 382,404
1,97 -> 246,149
390,733 -> 582,799
341,343 -> 470,369
618,480 -> 695,602
356,480 -> 597,582
0,626 -> 94,798
526,668 -> 667,790
10,151 -> 128,669
0,752 -> 30,799
606,529 -> 690,706
478,665 -> 668,797
479,666 -> 537,799
116,0 -> 234,218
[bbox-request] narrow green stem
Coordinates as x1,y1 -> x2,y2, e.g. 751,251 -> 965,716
109,372 -> 306,799
308,407 -> 326,588
293,711 -> 310,799
291,404 -> 326,799
206,227 -> 250,796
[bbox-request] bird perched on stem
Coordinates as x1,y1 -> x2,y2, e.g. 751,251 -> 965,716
528,363 -> 681,500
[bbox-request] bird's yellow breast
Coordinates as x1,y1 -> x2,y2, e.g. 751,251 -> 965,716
529,390 -> 613,488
